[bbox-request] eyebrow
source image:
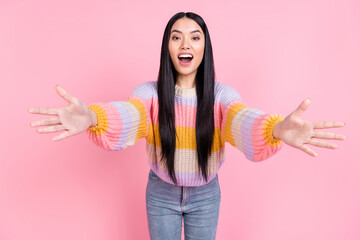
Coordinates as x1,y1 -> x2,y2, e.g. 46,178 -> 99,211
171,29 -> 202,34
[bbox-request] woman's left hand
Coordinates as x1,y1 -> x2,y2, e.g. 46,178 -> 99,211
273,98 -> 347,157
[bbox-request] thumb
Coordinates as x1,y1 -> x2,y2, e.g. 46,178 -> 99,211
292,98 -> 311,117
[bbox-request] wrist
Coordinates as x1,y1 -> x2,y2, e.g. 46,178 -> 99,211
273,121 -> 282,139
89,109 -> 98,127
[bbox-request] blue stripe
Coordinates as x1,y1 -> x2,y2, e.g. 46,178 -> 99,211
240,108 -> 265,160
130,81 -> 157,100
175,95 -> 197,106
109,101 -> 134,150
216,82 -> 243,106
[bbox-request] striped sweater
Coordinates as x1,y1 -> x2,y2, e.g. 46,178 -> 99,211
86,81 -> 284,186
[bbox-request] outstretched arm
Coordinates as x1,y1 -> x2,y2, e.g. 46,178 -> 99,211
28,82 -> 153,151
272,98 -> 347,157
84,81 -> 153,151
220,83 -> 285,162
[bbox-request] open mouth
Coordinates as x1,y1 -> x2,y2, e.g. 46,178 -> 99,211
178,53 -> 193,64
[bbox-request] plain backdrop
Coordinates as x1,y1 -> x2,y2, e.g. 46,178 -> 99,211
1,0 -> 359,239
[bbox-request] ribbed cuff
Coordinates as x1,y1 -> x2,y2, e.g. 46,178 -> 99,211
263,114 -> 284,147
87,104 -> 109,135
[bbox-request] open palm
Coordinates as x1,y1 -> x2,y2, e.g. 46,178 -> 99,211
28,85 -> 96,141
273,98 -> 347,157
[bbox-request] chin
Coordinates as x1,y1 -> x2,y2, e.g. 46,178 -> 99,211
177,70 -> 196,77
176,66 -> 198,74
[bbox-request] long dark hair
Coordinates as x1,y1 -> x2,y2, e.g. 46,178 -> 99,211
157,12 -> 215,185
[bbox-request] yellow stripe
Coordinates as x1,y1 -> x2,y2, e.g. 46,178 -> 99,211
87,104 -> 108,135
223,103 -> 247,145
262,114 -> 284,147
146,124 -> 224,152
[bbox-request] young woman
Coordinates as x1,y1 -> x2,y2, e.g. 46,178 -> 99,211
28,12 -> 346,240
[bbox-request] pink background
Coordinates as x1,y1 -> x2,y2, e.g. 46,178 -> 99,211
1,0 -> 359,239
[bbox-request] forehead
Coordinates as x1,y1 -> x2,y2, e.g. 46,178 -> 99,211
170,18 -> 203,34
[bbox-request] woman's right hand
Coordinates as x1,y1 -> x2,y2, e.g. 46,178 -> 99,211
28,85 -> 97,141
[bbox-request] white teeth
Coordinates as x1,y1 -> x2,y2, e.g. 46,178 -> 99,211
179,54 -> 193,58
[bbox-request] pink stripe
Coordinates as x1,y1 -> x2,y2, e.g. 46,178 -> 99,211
86,103 -> 123,150
174,103 -> 197,128
251,114 -> 282,161
150,99 -> 222,128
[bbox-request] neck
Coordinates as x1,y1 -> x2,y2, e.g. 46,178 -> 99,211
175,71 -> 196,88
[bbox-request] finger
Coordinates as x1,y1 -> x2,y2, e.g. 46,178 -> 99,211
28,107 -> 59,115
308,139 -> 338,149
298,144 -> 318,157
313,121 -> 346,129
55,85 -> 76,104
292,98 -> 311,117
52,131 -> 73,141
312,131 -> 347,140
36,125 -> 66,133
30,117 -> 61,127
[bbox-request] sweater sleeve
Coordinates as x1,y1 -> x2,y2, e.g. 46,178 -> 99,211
220,84 -> 285,161
85,81 -> 154,151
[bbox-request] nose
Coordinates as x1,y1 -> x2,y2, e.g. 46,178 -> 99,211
181,44 -> 190,50
180,37 -> 191,49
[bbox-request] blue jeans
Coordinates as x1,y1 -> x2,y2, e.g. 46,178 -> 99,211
146,169 -> 221,240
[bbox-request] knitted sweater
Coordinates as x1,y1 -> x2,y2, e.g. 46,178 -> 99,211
86,81 -> 285,186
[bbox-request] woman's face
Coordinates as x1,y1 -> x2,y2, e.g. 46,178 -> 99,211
169,17 -> 205,78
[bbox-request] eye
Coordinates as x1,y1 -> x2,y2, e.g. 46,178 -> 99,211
172,36 -> 180,40
193,37 -> 200,40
